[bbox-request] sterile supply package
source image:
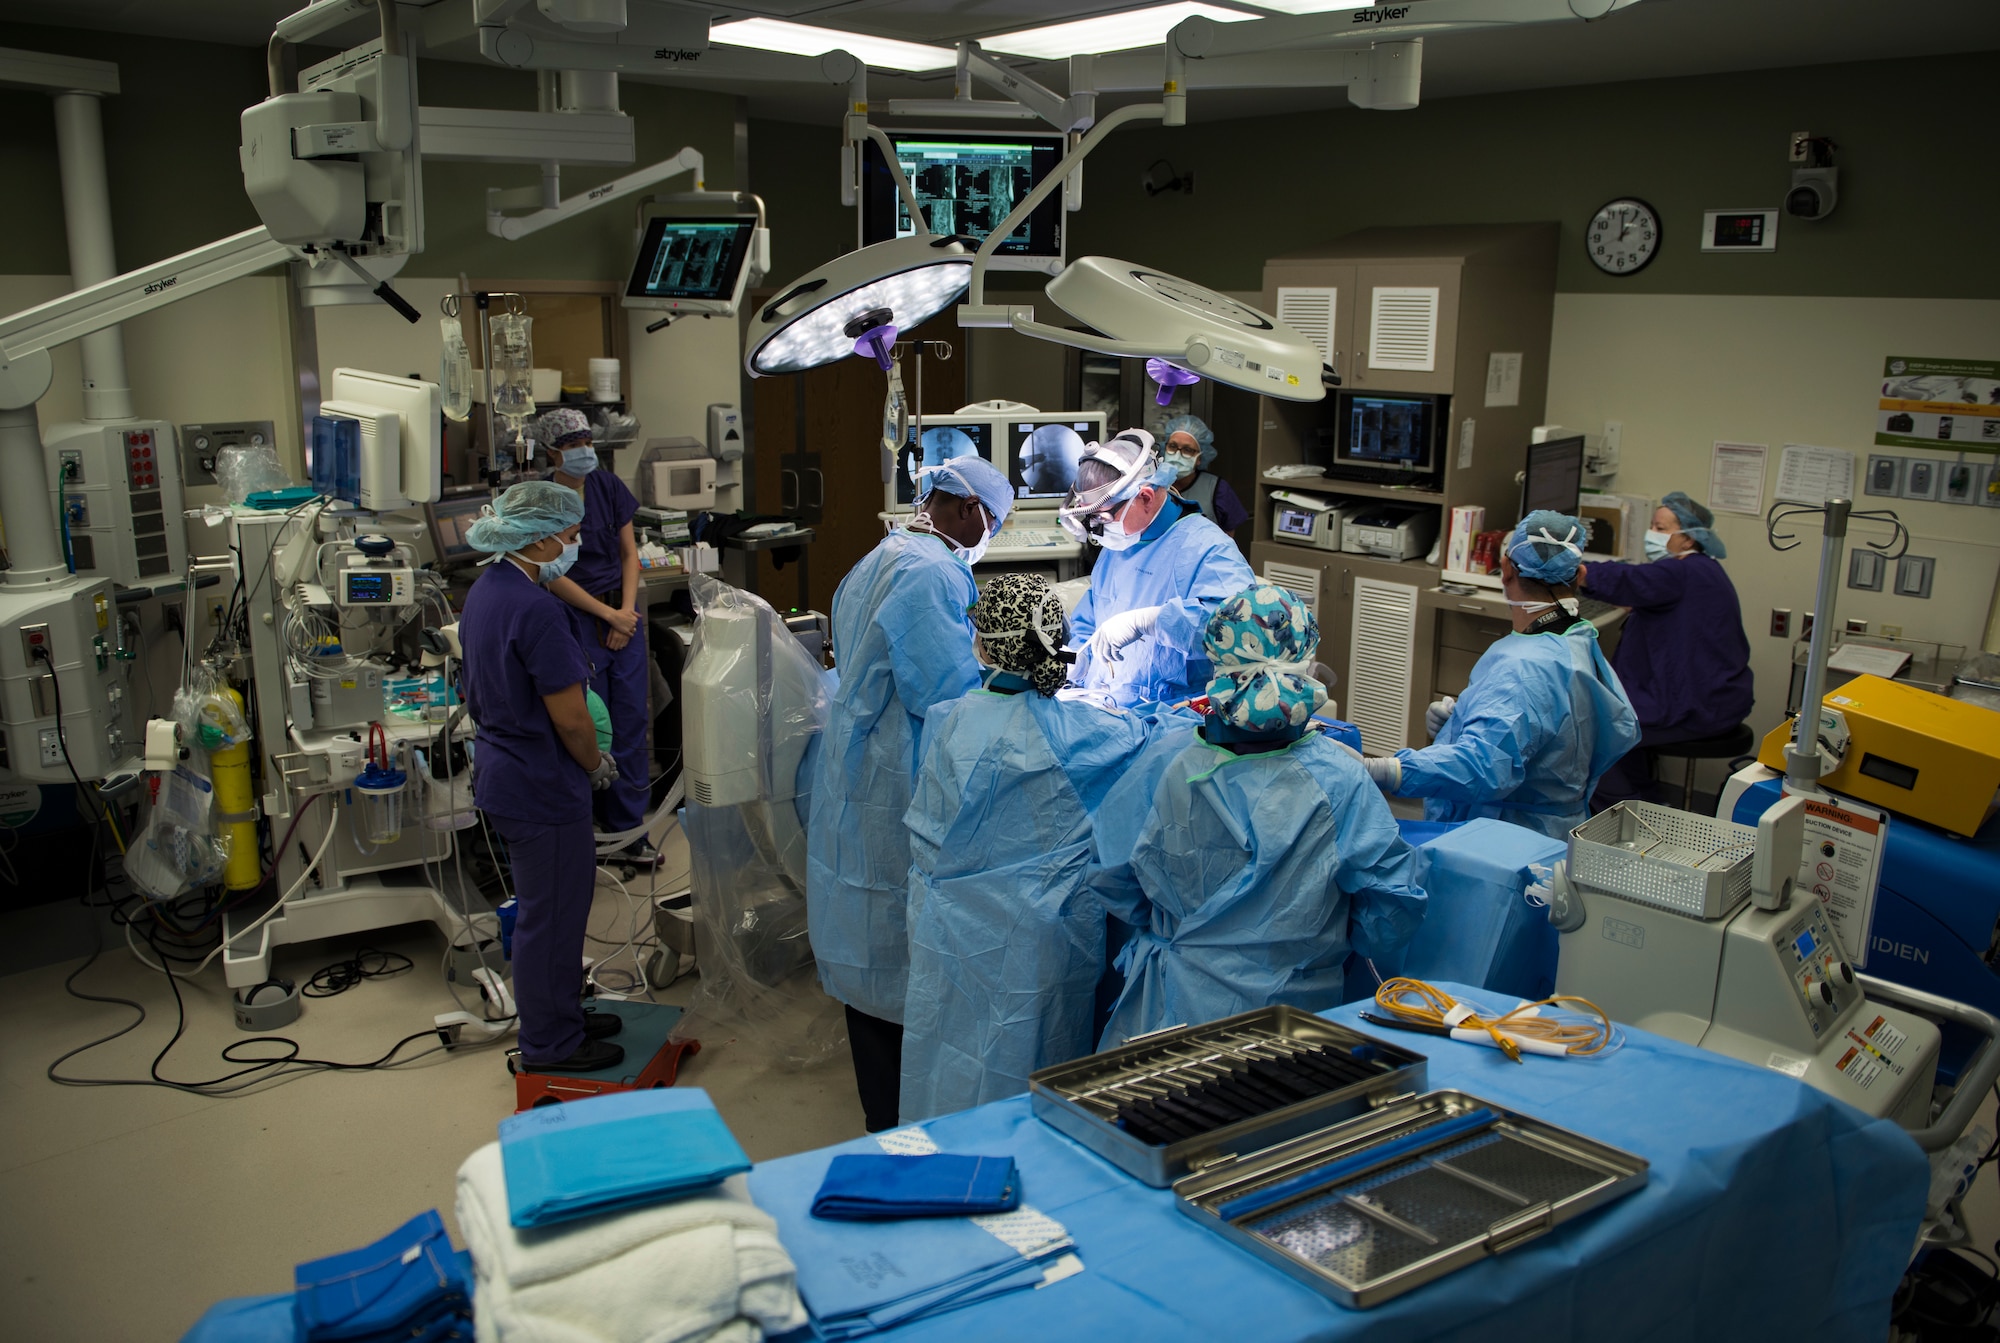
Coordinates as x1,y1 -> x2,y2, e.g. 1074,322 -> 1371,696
679,575 -> 845,1070
498,1089 -> 751,1229
291,1209 -> 473,1342
213,442 -> 293,503
811,1154 -> 1021,1221
124,762 -> 231,898
457,1147 -> 806,1343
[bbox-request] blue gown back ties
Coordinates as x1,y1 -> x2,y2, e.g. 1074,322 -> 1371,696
1089,727 -> 1428,1047
899,689 -> 1152,1124
806,528 -> 982,1023
1395,623 -> 1641,840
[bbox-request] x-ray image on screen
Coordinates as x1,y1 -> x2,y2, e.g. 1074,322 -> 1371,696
1011,423 -> 1087,499
894,423 -> 993,506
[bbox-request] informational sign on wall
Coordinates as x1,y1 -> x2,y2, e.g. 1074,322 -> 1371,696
1707,441 -> 1767,515
1875,356 -> 2000,453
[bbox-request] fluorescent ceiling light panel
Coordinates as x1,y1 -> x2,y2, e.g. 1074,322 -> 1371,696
711,18 -> 953,72
1239,1 -> 1369,13
983,3 -> 1258,61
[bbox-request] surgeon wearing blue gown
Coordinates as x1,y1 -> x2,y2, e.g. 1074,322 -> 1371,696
1088,584 -> 1427,1047
1059,429 -> 1254,708
459,482 -> 623,1074
899,573 -> 1153,1122
1359,512 -> 1641,840
806,456 -> 1015,1132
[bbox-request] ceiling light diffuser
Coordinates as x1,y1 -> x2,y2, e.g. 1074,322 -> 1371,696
711,18 -> 953,73
745,237 -> 973,377
982,3 -> 1257,62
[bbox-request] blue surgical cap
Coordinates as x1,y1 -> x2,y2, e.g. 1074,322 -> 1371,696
1507,510 -> 1589,586
1203,584 -> 1327,731
1662,490 -> 1728,558
464,479 -> 586,554
916,454 -> 1013,536
1161,414 -> 1217,471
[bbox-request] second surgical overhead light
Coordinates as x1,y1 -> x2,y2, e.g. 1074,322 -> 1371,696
744,236 -> 972,377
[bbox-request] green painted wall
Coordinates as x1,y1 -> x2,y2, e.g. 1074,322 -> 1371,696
752,50 -> 1999,299
0,23 -> 738,281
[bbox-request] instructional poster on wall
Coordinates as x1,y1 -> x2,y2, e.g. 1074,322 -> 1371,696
1707,441 -> 1767,515
1784,790 -> 1889,967
1775,443 -> 1855,504
1875,356 -> 2000,453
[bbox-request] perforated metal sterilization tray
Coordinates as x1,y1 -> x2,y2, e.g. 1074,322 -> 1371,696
1172,1089 -> 1649,1308
1028,1006 -> 1427,1188
1568,800 -> 1758,920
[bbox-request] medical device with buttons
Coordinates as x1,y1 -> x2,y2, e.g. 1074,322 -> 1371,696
1270,491 -> 1365,552
1546,796 -> 1941,1128
1340,503 -> 1438,561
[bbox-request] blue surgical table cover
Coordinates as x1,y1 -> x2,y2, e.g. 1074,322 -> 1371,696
498,1087 -> 750,1228
750,983 -> 1928,1342
1397,818 -> 1566,1001
812,1154 -> 1022,1220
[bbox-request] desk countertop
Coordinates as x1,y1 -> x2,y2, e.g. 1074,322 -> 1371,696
1427,586 -> 1627,634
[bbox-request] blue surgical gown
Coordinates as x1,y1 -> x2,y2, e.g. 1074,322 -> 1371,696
1089,726 -> 1427,1047
1070,499 -> 1254,708
1395,622 -> 1641,839
899,687 -> 1153,1122
806,529 -> 982,1023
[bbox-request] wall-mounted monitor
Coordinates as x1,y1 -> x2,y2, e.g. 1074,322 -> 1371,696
890,421 -> 997,509
622,215 -> 759,317
860,131 -> 1065,274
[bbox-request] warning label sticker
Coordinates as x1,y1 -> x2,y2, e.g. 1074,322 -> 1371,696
1835,1046 -> 1882,1090
1863,1015 -> 1908,1054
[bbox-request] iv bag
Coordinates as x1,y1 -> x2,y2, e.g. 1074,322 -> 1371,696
490,312 -> 536,427
439,317 -> 472,422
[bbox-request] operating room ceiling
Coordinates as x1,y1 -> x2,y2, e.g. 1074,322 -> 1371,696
0,0 -> 1994,125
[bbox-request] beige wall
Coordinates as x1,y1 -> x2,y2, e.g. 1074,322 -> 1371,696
1546,293 -> 2000,789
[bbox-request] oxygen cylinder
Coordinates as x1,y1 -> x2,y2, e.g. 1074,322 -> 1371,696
209,688 -> 261,891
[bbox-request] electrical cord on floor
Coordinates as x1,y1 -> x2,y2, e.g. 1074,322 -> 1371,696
1891,1243 -> 2000,1338
304,948 -> 414,998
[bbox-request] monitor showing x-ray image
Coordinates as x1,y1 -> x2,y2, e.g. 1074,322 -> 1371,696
893,422 -> 996,506
1009,422 -> 1091,500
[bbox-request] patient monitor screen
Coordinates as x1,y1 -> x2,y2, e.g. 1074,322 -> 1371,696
624,217 -> 755,302
893,423 -> 995,507
1008,422 -> 1090,501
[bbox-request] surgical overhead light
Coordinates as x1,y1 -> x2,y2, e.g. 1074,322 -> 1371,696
711,17 -> 953,72
1234,0 -> 1369,13
1045,259 -> 1327,402
744,236 -> 971,377
982,3 -> 1255,61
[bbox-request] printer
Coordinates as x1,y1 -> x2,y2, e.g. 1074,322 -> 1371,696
1271,491 -> 1368,553
1341,503 -> 1438,561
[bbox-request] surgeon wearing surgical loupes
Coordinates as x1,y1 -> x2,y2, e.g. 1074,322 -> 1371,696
1087,584 -> 1426,1047
458,482 -> 624,1076
1059,430 -> 1255,708
1357,512 -> 1641,840
805,454 -> 1014,1132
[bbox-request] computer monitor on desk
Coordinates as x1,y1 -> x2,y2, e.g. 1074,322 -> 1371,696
425,488 -> 494,571
1522,435 -> 1586,517
888,422 -> 997,510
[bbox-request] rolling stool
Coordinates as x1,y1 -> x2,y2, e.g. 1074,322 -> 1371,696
1654,724 -> 1756,812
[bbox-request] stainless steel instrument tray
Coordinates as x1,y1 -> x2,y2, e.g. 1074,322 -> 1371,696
1028,1005 -> 1428,1188
1172,1089 -> 1649,1308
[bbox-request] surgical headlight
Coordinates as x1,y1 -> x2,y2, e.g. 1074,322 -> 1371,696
745,236 -> 972,377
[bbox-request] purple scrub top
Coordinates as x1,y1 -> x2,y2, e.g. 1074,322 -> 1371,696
548,468 -> 638,598
460,559 -> 594,823
1583,552 -> 1754,740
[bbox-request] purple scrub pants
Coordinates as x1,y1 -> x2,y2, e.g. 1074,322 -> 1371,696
492,812 -> 596,1064
573,609 -> 651,836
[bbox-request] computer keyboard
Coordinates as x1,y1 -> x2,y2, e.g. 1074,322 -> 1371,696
1575,596 -> 1619,620
984,528 -> 1075,552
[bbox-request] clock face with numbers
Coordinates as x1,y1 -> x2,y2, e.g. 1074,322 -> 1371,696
1586,198 -> 1661,275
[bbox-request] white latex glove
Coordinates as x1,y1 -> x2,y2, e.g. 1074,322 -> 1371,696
1425,696 -> 1457,740
587,753 -> 620,791
1361,754 -> 1402,792
1086,605 -> 1163,664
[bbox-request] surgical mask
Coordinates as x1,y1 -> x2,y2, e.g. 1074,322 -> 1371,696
523,540 -> 580,584
1644,529 -> 1672,561
1162,452 -> 1197,479
560,445 -> 598,475
959,529 -> 993,567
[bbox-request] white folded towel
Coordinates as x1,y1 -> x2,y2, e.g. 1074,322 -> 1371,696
457,1142 -> 808,1343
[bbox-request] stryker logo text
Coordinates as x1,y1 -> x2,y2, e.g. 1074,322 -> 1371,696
653,48 -> 701,62
144,277 -> 178,295
1352,5 -> 1411,22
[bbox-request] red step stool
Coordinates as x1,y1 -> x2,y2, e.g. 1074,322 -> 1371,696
510,1001 -> 701,1112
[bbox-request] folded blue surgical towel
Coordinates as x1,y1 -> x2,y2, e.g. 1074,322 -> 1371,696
499,1087 -> 751,1228
292,1211 -> 470,1342
812,1154 -> 1021,1221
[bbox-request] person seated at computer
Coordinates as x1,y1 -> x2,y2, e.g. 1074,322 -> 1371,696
898,573 -> 1154,1123
1159,414 -> 1250,536
1356,512 -> 1640,840
1583,491 -> 1754,809
1087,584 -> 1426,1046
1058,430 -> 1254,708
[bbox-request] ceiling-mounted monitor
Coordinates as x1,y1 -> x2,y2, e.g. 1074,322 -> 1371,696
623,215 -> 759,317
860,130 -> 1065,275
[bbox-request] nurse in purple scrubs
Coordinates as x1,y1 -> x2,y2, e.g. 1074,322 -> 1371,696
460,481 -> 624,1074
